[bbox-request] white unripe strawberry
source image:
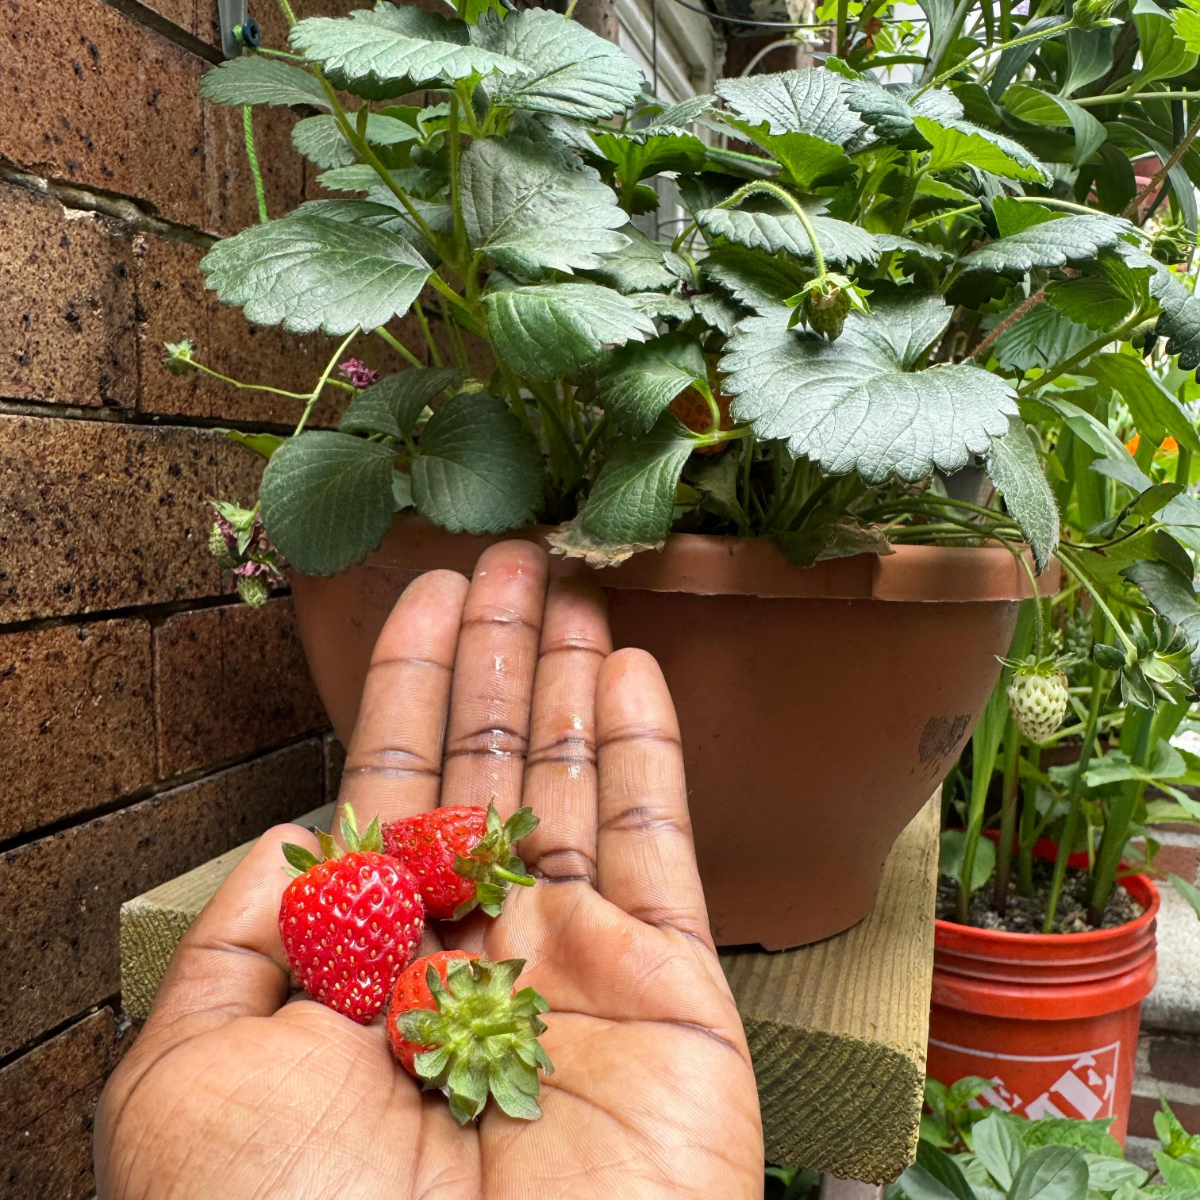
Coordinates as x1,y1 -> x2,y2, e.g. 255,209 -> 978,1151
1006,663 -> 1069,743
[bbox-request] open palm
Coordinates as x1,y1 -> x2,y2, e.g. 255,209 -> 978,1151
95,541 -> 763,1199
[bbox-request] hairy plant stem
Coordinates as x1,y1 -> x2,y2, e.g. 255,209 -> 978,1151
1018,743 -> 1041,895
908,202 -> 982,233
970,286 -> 1046,362
1041,655 -> 1107,932
183,356 -> 354,400
1077,89 -> 1200,107
717,181 -> 828,278
374,325 -> 422,368
295,329 -> 360,435
243,107 -> 269,224
1123,114 -> 1200,221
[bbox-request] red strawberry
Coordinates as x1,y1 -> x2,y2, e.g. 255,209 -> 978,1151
381,802 -> 539,920
388,951 -> 553,1124
279,804 -> 424,1024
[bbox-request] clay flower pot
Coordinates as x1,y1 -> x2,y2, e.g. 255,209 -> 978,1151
928,845 -> 1159,1143
292,516 -> 1054,950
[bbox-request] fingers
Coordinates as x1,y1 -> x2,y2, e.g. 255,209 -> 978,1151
337,569 -> 470,829
131,824 -> 311,1057
595,649 -> 714,950
519,579 -> 612,888
440,540 -> 550,816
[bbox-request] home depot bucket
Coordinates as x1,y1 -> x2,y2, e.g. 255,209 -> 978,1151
927,865 -> 1159,1144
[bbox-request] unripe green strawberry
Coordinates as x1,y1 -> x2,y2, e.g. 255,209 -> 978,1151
1006,661 -> 1069,743
236,572 -> 271,607
804,285 -> 852,341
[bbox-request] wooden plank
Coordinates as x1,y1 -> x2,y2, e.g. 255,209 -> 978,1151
119,795 -> 939,1185
720,795 -> 940,1184
118,803 -> 335,1021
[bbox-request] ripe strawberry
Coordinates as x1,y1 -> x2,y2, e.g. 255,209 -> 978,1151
388,951 -> 553,1124
1003,656 -> 1070,743
279,804 -> 424,1024
381,802 -> 539,920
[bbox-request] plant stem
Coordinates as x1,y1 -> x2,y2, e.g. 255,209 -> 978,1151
185,358 -> 353,400
411,301 -> 443,367
1018,743 -> 1040,895
1076,90 -> 1200,107
1041,659 -> 1106,932
995,534 -> 1045,655
994,722 -> 1021,915
970,287 -> 1046,363
447,93 -> 469,269
1123,114 -> 1200,222
908,203 -> 982,232
717,181 -> 827,278
837,0 -> 848,55
892,153 -> 923,237
1016,307 -> 1149,398
243,107 -> 269,224
274,0 -> 297,26
917,20 -> 1074,96
295,328 -> 359,435
374,325 -> 422,368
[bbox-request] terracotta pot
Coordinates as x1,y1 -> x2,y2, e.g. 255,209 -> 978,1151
928,845 -> 1159,1144
292,516 -> 1055,950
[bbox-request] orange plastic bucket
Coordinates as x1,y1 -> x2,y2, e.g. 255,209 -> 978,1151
927,848 -> 1159,1144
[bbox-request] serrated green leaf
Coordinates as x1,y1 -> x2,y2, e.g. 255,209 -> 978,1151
460,137 -> 628,278
392,470 -> 413,511
961,213 -> 1131,272
1045,275 -> 1132,331
260,431 -> 397,575
592,129 -> 709,185
483,278 -> 655,380
991,302 -> 1097,372
596,333 -> 707,434
290,3 -> 528,90
716,68 -> 863,146
1112,242 -> 1200,372
993,196 -> 1060,238
875,234 -> 955,261
689,291 -> 740,335
842,77 -> 963,147
985,416 -> 1060,571
1122,560 -> 1200,680
200,56 -> 329,109
721,295 -> 1017,483
626,290 -> 693,323
1174,0 -> 1200,53
1001,83 -> 1106,168
411,392 -> 542,533
586,225 -> 675,293
1133,0 -> 1198,89
340,366 -> 460,439
473,9 -> 643,121
914,115 -> 1049,183
200,214 -> 431,335
701,244 -> 810,311
569,415 -> 696,546
291,112 -> 418,169
696,200 -> 880,266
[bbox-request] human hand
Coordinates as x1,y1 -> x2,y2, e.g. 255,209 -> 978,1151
95,540 -> 764,1199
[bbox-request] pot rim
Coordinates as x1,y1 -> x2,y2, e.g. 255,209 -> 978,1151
352,515 -> 1060,603
934,872 -> 1161,947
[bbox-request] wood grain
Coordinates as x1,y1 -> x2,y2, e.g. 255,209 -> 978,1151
119,796 -> 939,1183
720,795 -> 940,1183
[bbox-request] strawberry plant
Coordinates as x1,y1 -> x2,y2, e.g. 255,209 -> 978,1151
178,0 -> 1196,585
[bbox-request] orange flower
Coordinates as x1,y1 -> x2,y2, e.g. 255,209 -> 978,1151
1124,434 -> 1178,455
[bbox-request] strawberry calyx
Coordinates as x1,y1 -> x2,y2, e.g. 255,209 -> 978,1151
451,803 -> 540,919
281,803 -> 383,878
396,956 -> 553,1124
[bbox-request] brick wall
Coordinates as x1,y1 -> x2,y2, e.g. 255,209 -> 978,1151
0,0 -> 433,1193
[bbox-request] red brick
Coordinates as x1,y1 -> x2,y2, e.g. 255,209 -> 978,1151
0,0 -> 206,228
155,598 -> 327,776
0,741 -> 323,1057
1129,1091 -> 1200,1138
0,1005 -> 131,1200
0,620 -> 154,841
0,415 -> 232,622
0,182 -> 138,408
1147,1033 -> 1200,1090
